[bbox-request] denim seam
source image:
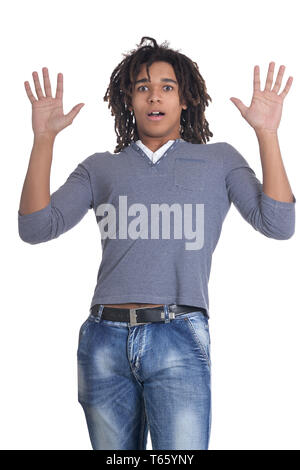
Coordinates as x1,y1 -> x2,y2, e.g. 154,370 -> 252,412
135,326 -> 146,369
77,321 -> 99,356
126,332 -> 144,390
77,319 -> 91,345
139,397 -> 148,450
185,317 -> 211,368
142,395 -> 151,450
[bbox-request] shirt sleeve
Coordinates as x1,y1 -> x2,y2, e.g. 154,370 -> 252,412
18,158 -> 94,244
222,142 -> 296,240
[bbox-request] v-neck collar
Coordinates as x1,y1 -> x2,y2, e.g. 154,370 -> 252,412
130,138 -> 184,167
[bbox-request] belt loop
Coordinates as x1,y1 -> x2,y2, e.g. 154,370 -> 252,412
94,304 -> 104,323
164,304 -> 170,324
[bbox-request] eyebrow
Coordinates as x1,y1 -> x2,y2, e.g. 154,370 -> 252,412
134,78 -> 178,86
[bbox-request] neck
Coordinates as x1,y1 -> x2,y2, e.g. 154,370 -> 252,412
138,136 -> 179,153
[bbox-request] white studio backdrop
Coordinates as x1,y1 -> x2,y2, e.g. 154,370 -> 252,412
1,0 -> 299,450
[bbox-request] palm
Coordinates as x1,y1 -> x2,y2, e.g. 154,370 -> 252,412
230,62 -> 293,133
32,97 -> 65,136
25,68 -> 85,138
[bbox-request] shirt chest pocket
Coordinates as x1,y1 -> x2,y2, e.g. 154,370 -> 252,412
174,157 -> 206,192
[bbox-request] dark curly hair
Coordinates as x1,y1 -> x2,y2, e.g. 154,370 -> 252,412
103,36 -> 213,153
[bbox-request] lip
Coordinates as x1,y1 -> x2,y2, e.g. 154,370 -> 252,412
146,114 -> 165,121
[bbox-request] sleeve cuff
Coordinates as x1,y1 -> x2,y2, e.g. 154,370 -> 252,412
18,201 -> 52,220
261,191 -> 296,208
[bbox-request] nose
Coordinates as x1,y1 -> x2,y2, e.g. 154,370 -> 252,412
148,90 -> 162,103
149,96 -> 161,104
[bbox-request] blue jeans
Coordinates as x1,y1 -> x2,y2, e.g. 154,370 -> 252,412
77,304 -> 211,450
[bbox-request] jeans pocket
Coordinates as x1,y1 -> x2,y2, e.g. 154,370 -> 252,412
184,313 -> 211,368
77,317 -> 95,354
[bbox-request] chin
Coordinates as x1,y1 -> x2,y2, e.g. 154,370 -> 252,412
138,125 -> 175,139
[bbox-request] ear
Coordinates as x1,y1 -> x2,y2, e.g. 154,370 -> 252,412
126,93 -> 133,113
181,97 -> 188,110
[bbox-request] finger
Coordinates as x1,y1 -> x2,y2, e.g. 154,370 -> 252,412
273,65 -> 285,94
55,73 -> 63,100
32,71 -> 45,99
24,81 -> 38,104
264,61 -> 275,91
279,76 -> 293,99
42,67 -> 52,97
230,97 -> 248,117
253,65 -> 261,92
65,103 -> 85,123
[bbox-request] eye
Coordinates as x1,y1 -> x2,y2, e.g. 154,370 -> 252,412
137,85 -> 174,91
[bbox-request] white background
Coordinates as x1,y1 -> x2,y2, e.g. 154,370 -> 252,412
1,0 -> 299,450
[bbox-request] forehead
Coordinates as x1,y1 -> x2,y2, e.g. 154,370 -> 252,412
136,61 -> 176,78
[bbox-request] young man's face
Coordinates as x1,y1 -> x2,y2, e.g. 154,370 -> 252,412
129,61 -> 187,147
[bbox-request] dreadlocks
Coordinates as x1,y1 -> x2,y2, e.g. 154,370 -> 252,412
103,36 -> 213,153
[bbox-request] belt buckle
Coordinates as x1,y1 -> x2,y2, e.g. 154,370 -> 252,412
129,308 -> 148,326
129,307 -> 176,326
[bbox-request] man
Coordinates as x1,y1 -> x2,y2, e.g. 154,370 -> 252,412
19,37 -> 296,450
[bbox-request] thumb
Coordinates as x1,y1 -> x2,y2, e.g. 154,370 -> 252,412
230,97 -> 247,117
66,103 -> 85,123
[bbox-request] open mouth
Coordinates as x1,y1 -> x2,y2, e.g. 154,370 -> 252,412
147,111 -> 165,121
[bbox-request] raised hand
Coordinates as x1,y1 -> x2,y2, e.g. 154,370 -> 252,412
24,67 -> 85,139
230,62 -> 293,134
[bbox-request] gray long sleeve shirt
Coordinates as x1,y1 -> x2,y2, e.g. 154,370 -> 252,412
18,139 -> 296,318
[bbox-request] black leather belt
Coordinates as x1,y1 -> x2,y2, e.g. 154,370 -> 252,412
90,303 -> 207,326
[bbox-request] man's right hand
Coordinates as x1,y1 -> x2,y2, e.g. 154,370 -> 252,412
24,67 -> 85,139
